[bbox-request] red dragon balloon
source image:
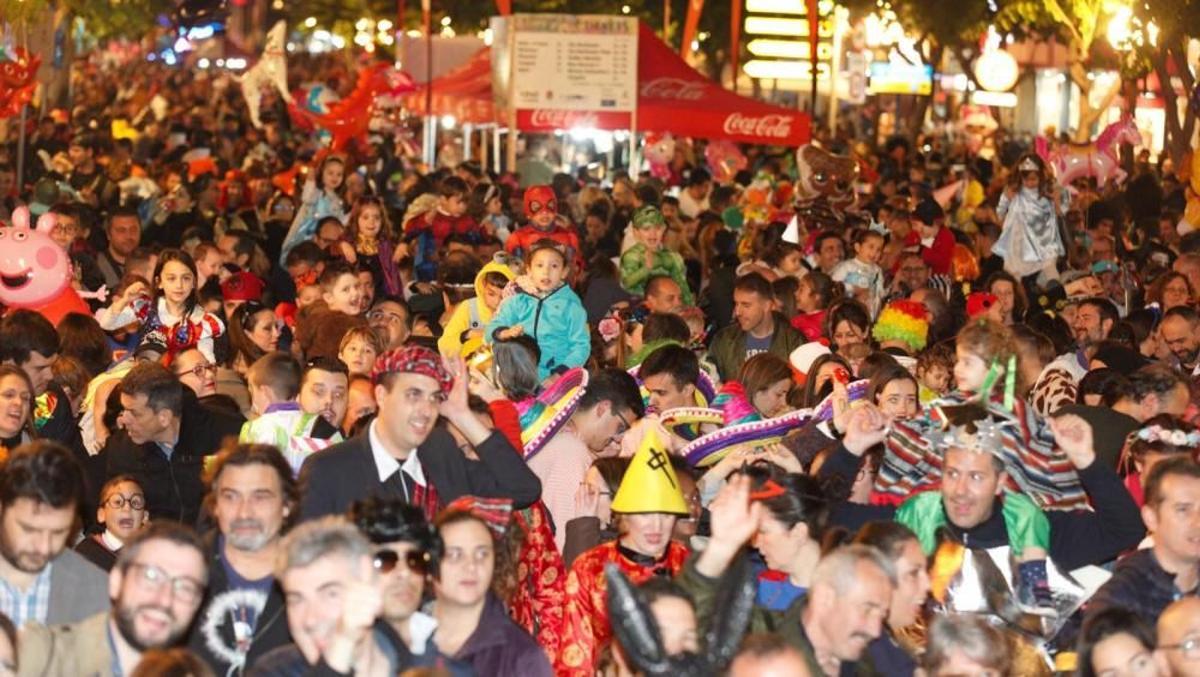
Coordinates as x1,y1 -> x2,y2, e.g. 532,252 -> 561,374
288,62 -> 416,151
0,48 -> 40,119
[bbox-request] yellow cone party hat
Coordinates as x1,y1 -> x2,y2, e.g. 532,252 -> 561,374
610,425 -> 690,514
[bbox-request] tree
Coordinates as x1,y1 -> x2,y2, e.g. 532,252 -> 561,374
1136,0 -> 1200,165
996,0 -> 1122,142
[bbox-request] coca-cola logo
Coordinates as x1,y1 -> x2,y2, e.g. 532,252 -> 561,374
640,77 -> 707,101
722,113 -> 794,139
529,109 -> 599,128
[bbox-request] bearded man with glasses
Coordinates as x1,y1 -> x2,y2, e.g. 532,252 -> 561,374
20,522 -> 209,676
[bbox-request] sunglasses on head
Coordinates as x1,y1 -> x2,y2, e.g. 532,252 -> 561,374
374,548 -> 431,576
528,199 -> 557,215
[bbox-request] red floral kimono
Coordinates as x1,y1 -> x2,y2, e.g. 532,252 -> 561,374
508,503 -> 567,664
557,540 -> 690,676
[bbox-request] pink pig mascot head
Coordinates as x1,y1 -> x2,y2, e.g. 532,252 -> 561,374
0,207 -> 89,323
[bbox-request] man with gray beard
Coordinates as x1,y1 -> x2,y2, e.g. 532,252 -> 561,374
187,443 -> 297,675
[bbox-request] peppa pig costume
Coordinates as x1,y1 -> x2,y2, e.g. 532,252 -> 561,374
0,207 -> 93,326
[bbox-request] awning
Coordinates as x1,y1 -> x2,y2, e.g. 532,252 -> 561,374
403,48 -> 495,124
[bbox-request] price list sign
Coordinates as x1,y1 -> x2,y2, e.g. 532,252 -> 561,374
508,14 -> 638,113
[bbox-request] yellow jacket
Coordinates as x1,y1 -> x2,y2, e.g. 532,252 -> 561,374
438,260 -> 516,356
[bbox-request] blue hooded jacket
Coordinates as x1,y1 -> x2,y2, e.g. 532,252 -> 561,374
486,282 -> 589,380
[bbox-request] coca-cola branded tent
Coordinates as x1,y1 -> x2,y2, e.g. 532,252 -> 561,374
516,23 -> 810,146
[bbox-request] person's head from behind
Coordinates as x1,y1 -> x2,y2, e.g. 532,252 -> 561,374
57,311 -> 111,379
1142,456 -> 1200,574
350,497 -> 441,627
276,517 -> 373,664
527,239 -> 568,293
728,633 -> 812,677
98,474 -> 149,544
1077,607 -> 1162,677
0,309 -> 59,397
128,648 -> 216,677
299,357 -> 349,427
921,615 -> 1011,676
640,344 -> 698,414
1156,597 -> 1200,676
205,442 -> 298,554
733,272 -> 776,335
118,362 -> 183,446
574,368 -> 645,455
804,544 -> 894,662
0,441 -> 84,573
319,260 -> 362,315
110,523 -> 207,655
1079,367 -> 1127,407
247,352 -> 302,415
492,335 -> 541,401
739,353 -> 793,418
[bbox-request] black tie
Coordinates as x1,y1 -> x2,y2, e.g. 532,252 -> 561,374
385,469 -> 410,502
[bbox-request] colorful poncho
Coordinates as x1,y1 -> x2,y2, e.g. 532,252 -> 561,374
875,392 -> 1088,510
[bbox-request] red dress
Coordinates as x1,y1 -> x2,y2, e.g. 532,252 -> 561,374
557,539 -> 690,676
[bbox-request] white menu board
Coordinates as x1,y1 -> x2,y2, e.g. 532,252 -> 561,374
507,14 -> 637,113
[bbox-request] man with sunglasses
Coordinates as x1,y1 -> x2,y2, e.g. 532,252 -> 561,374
186,444 -> 297,675
349,497 -> 457,669
20,522 -> 209,676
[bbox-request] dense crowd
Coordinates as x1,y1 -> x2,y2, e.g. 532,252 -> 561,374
0,51 -> 1197,677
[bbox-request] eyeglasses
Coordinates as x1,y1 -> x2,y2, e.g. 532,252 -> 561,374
176,362 -> 217,379
367,309 -> 404,325
103,493 -> 146,511
613,409 -> 632,436
1161,636 -> 1200,660
127,563 -> 204,604
374,548 -> 432,576
527,199 -> 557,215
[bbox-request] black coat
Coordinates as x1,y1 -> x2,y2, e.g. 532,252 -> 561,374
1085,548 -> 1198,625
299,425 -> 542,521
188,534 -> 292,675
102,390 -> 245,525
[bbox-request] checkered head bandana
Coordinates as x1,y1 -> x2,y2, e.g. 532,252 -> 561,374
371,345 -> 454,394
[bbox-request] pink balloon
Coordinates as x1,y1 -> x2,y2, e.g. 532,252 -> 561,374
705,140 -> 747,183
0,207 -> 71,309
644,132 -> 676,172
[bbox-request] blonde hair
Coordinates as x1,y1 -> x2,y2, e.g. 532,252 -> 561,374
338,325 -> 384,355
956,319 -> 1024,394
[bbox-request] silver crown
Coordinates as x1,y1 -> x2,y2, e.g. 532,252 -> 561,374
941,417 -> 1004,458
1018,157 -> 1039,173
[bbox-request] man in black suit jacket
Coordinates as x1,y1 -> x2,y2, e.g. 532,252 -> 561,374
299,345 -> 541,520
103,362 -> 245,525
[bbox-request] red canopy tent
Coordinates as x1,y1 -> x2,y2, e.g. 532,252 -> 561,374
411,22 -> 810,146
403,48 -> 495,125
516,22 -> 811,146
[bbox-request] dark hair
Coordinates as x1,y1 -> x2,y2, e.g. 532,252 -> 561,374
637,576 -> 695,613
493,335 -> 541,400
984,271 -> 1027,320
852,521 -> 919,560
121,362 -> 184,417
1076,607 -> 1157,677
0,612 -> 14,668
1121,363 -> 1189,404
1077,368 -> 1127,406
824,301 -> 871,347
0,440 -> 84,510
115,522 -> 208,583
640,344 -> 699,391
1143,455 -> 1200,508
56,313 -> 111,378
227,301 -> 274,370
772,276 -> 800,317
1078,296 -> 1120,327
152,249 -> 200,317
1162,304 -> 1200,327
733,272 -> 773,300
641,313 -> 691,345
856,351 -> 901,385
528,238 -> 568,268
247,352 -> 303,400
99,474 -> 144,504
303,356 -> 349,385
579,368 -> 645,419
739,353 -> 793,408
799,270 -> 841,310
1011,325 -> 1056,368
0,309 -> 60,365
107,205 -> 141,232
439,175 -> 469,199
318,259 -> 357,290
349,496 -> 442,559
285,240 -> 327,268
800,353 -> 852,408
749,469 -> 829,539
204,442 -> 299,531
868,365 -> 917,405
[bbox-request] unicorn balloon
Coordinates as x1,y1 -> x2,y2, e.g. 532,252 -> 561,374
1038,117 -> 1141,188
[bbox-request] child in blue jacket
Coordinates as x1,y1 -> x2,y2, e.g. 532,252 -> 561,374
487,239 -> 589,380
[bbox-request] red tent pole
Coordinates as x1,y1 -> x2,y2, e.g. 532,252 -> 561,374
807,0 -> 818,111
730,0 -> 742,91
